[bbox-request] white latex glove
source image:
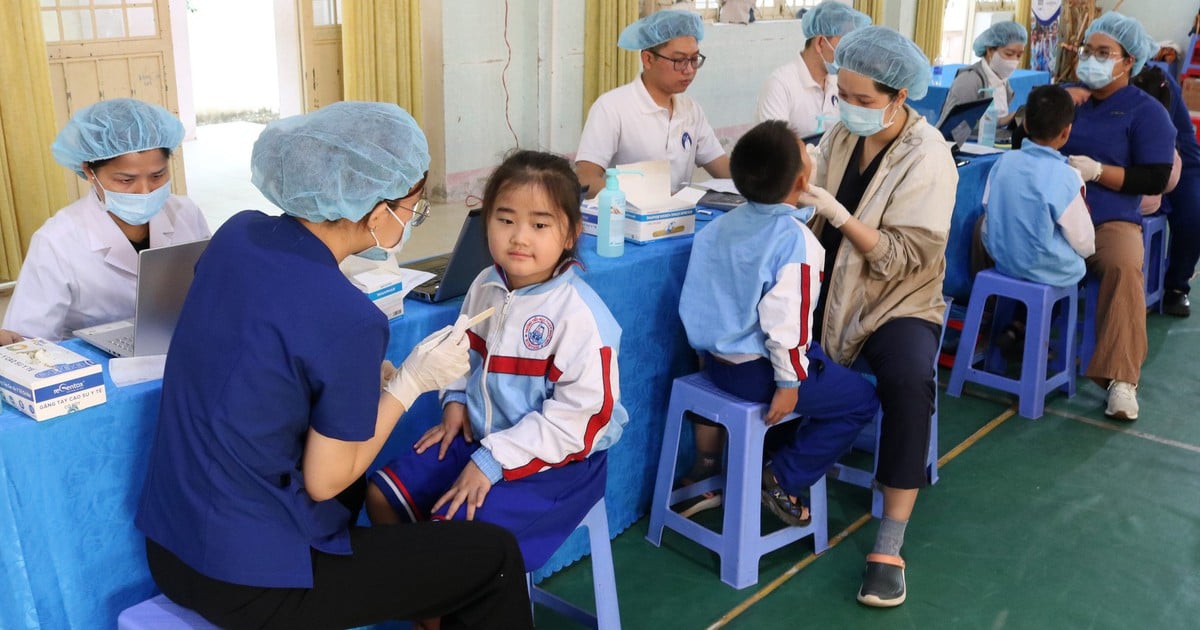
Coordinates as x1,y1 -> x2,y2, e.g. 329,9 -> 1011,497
797,184 -> 852,228
385,314 -> 472,409
1068,155 -> 1103,182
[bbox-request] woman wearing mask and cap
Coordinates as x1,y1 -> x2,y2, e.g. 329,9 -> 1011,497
936,21 -> 1028,127
756,0 -> 872,138
0,99 -> 210,344
797,25 -> 957,609
135,102 -> 532,629
1058,12 -> 1175,422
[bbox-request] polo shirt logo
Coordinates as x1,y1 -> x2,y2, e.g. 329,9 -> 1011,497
682,131 -> 693,150
523,315 -> 554,350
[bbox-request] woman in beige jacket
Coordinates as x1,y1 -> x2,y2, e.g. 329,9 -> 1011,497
798,26 -> 958,609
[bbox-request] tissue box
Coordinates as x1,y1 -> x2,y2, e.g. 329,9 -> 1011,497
0,338 -> 106,421
582,206 -> 696,244
339,257 -> 406,320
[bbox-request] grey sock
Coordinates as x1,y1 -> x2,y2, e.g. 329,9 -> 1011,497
872,516 -> 908,557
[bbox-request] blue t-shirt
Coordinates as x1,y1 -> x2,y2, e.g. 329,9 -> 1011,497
136,211 -> 388,588
1060,85 -> 1175,226
1164,71 -> 1200,172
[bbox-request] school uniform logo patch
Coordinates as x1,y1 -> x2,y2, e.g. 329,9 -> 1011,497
681,131 -> 693,150
523,315 -> 554,350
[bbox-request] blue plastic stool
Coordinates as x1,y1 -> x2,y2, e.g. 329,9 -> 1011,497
948,269 -> 1077,419
830,302 -> 950,517
118,594 -> 218,629
646,373 -> 829,589
1143,214 -> 1168,311
529,498 -> 621,629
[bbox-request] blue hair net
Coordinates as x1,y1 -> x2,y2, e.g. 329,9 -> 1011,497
617,10 -> 704,51
51,98 -> 184,179
1085,12 -> 1156,74
801,1 -> 871,39
251,101 -> 430,223
972,21 -> 1028,58
834,26 -> 932,100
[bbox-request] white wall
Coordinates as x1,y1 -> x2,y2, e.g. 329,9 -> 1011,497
1119,2 -> 1195,52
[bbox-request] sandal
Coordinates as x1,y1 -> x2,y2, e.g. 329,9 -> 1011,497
760,466 -> 811,527
671,452 -> 723,518
857,553 -> 906,607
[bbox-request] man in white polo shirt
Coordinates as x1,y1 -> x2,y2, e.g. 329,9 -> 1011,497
756,1 -> 871,138
576,10 -> 729,196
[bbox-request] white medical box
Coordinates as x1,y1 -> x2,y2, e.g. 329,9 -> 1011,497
0,338 -> 107,421
582,206 -> 696,244
339,256 -> 406,320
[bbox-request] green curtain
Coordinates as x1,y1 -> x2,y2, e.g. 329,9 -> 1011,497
853,0 -> 884,25
913,0 -> 948,63
342,0 -> 424,124
583,0 -> 641,119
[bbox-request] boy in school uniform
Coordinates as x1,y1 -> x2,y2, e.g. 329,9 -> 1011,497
678,120 -> 880,525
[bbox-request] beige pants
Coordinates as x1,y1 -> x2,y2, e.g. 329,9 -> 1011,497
1085,221 -> 1146,385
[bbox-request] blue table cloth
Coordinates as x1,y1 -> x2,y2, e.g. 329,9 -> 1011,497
945,153 -> 1002,303
910,68 -> 1051,124
0,233 -> 698,629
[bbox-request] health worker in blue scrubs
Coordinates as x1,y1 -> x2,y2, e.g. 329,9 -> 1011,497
1060,13 -> 1175,421
135,102 -> 533,629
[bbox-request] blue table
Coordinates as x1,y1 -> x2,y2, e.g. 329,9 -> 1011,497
0,234 -> 698,629
910,68 -> 1051,123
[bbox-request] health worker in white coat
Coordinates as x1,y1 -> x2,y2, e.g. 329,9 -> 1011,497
756,0 -> 871,138
0,99 -> 210,344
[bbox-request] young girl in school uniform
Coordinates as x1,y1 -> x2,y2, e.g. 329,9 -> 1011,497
367,150 -> 628,570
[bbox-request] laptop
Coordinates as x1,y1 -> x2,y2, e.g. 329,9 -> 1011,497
697,190 -> 745,211
74,238 -> 210,357
402,209 -> 494,303
938,97 -> 992,141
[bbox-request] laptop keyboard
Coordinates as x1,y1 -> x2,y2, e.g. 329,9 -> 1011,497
109,334 -> 135,355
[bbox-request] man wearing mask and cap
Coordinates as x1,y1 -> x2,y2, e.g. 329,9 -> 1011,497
756,0 -> 872,138
1,98 -> 210,344
576,10 -> 730,196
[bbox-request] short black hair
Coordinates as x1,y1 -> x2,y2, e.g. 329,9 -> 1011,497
730,120 -> 803,204
1132,65 -> 1171,109
1023,84 -> 1074,141
481,149 -> 583,265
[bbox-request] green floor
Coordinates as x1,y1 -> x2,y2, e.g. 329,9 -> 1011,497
533,313 -> 1200,629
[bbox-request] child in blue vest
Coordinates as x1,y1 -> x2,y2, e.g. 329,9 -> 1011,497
678,120 -> 880,525
367,151 -> 627,572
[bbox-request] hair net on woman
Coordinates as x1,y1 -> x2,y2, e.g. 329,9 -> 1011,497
834,25 -> 932,100
251,101 -> 430,223
801,1 -> 871,39
1085,12 -> 1157,74
617,10 -> 704,51
972,21 -> 1028,57
51,98 -> 184,179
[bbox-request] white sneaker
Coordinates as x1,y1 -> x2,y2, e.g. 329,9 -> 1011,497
1105,381 -> 1139,421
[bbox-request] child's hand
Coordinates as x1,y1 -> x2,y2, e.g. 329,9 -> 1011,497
764,387 -> 799,425
432,461 -> 493,520
414,402 -> 474,460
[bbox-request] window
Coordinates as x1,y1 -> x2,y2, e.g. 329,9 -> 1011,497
940,0 -> 1019,64
41,0 -> 159,44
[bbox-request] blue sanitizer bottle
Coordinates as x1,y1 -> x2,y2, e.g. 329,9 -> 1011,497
977,87 -> 998,148
596,168 -> 640,257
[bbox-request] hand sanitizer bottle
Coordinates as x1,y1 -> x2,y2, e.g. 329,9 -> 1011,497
977,86 -> 998,148
596,168 -> 641,257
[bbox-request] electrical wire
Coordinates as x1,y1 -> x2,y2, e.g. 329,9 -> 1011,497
501,0 -> 519,149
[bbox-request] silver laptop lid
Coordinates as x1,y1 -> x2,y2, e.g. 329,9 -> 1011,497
131,238 -> 209,355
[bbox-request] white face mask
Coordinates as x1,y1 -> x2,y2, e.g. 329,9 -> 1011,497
358,206 -> 411,262
1077,56 -> 1122,90
839,99 -> 898,137
92,176 -> 171,226
989,55 -> 1019,80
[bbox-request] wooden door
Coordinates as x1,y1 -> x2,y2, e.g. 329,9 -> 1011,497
298,0 -> 344,112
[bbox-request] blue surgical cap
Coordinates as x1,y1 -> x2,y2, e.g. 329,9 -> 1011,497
972,21 -> 1028,58
801,1 -> 871,39
1085,12 -> 1156,74
51,98 -> 184,179
834,26 -> 932,100
617,10 -> 704,51
251,101 -> 430,223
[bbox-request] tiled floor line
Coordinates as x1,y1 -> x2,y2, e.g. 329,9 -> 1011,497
705,404 -> 1020,629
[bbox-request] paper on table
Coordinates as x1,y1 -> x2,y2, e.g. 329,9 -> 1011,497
694,178 -> 739,194
959,143 -> 1004,156
109,354 -> 167,387
615,159 -> 699,213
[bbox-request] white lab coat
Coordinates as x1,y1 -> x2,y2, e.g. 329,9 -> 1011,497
2,192 -> 211,341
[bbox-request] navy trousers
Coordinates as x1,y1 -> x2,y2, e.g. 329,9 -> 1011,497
1165,168 -> 1200,295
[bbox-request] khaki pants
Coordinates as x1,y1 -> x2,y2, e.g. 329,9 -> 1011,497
1085,221 -> 1146,385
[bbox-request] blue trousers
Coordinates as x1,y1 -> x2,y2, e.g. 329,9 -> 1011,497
704,342 -> 879,496
1165,168 -> 1200,294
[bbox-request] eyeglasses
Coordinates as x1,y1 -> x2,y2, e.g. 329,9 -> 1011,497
1077,46 -> 1126,62
388,198 -> 431,227
649,50 -> 706,72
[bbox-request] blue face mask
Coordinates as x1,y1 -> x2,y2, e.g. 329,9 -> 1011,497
93,177 -> 171,226
819,37 -> 838,74
358,206 -> 412,262
838,100 -> 898,137
1077,57 -> 1121,90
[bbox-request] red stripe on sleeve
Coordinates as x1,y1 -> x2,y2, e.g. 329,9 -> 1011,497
466,329 -> 487,360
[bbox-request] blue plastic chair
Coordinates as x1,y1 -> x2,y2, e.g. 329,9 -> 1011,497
529,498 -> 621,629
646,373 -> 829,590
1143,213 -> 1168,311
948,269 -> 1076,419
118,594 -> 218,630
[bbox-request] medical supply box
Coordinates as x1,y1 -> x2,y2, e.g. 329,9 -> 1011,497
581,159 -> 701,244
340,255 -> 406,320
583,205 -> 696,244
0,338 -> 106,421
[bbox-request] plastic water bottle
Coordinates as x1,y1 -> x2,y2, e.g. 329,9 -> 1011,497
596,168 -> 642,257
932,57 -> 944,85
977,87 -> 998,148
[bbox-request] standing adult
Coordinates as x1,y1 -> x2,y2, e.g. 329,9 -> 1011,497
576,10 -> 729,195
936,21 -> 1028,127
1060,13 -> 1175,420
798,26 -> 958,608
136,102 -> 532,629
1153,70 -> 1200,316
756,0 -> 871,137
1,99 -> 209,343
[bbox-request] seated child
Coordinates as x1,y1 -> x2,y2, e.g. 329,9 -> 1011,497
678,120 -> 880,525
983,84 -> 1096,287
368,150 -> 628,570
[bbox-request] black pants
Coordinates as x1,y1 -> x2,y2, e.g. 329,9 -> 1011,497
859,317 -> 940,490
146,478 -> 532,630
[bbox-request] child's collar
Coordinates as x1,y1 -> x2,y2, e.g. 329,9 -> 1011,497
486,258 -> 582,293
